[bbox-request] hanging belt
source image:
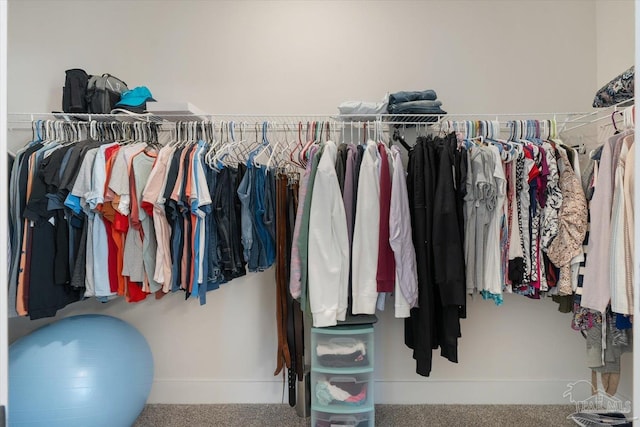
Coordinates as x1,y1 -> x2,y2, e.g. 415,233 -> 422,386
274,173 -> 291,378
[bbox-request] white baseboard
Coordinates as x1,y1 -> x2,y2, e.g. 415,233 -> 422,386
375,380 -> 591,404
148,379 -> 289,404
148,379 -> 590,405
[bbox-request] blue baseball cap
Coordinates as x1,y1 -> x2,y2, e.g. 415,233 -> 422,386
116,86 -> 156,107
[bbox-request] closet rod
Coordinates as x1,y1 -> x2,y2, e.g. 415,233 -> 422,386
7,115 -> 608,125
6,120 -> 612,134
7,111 -> 624,131
7,111 -> 606,121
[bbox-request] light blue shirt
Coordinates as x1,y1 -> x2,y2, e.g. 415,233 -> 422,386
88,143 -> 119,299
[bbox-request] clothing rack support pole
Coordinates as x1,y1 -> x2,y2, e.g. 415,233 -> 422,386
0,0 -> 8,422
634,0 -> 639,420
557,116 -> 572,134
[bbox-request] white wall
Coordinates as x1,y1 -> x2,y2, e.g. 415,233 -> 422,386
596,0 -> 635,87
7,0 -> 608,405
8,0 -> 598,119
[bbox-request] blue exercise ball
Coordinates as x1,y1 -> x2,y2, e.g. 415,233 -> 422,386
9,314 -> 153,427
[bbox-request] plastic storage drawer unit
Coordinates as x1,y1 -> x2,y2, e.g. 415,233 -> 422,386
311,325 -> 375,427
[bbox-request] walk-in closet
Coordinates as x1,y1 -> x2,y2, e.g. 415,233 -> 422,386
1,1 -> 638,426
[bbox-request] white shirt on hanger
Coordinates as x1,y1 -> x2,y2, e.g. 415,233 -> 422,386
308,140 -> 349,327
351,140 -> 380,315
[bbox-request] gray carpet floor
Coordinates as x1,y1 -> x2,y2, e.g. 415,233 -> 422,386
133,404 -> 582,426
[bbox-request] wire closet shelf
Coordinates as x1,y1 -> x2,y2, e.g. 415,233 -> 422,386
7,100 -> 633,134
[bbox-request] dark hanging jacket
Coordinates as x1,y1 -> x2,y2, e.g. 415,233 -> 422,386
405,134 -> 466,376
431,133 -> 466,363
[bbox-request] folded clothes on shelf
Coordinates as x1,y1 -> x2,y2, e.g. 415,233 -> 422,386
338,100 -> 388,116
592,66 -> 634,108
388,89 -> 438,105
387,100 -> 445,115
337,89 -> 446,122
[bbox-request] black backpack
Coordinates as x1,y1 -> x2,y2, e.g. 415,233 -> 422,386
86,73 -> 129,114
62,68 -> 90,113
